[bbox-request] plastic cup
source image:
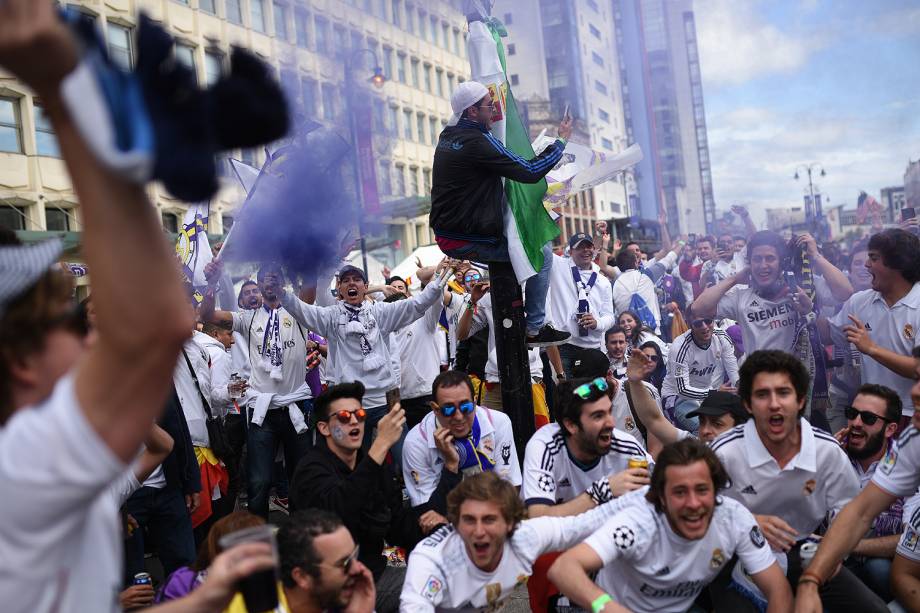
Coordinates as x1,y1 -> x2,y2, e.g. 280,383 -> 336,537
218,525 -> 279,612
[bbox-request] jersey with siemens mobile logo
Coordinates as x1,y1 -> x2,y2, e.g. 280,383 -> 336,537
717,286 -> 798,355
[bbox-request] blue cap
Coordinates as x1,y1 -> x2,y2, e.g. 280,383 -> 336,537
568,232 -> 594,249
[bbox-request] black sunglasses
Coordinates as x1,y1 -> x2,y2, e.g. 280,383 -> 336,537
691,318 -> 714,328
844,406 -> 892,426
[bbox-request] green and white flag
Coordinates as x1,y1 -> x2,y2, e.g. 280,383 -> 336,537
466,15 -> 559,283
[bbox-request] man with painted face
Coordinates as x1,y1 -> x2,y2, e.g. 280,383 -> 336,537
430,81 -> 573,347
202,261 -> 315,519
546,233 -> 616,378
402,370 -> 521,514
399,471 -> 634,612
290,382 -> 421,612
708,350 -> 885,612
548,439 -> 791,613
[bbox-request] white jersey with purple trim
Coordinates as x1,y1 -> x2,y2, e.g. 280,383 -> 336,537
585,496 -> 774,613
661,329 -> 738,402
400,499 -> 634,612
522,423 -> 651,506
897,488 -> 920,562
873,426 -> 920,499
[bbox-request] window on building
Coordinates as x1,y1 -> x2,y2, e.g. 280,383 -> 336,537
503,12 -> 513,24
376,0 -> 387,20
452,28 -> 460,54
447,73 -> 455,92
314,17 -> 330,55
199,0 -> 216,14
373,99 -> 385,133
591,51 -> 604,67
429,117 -> 438,144
161,212 -> 179,233
442,23 -> 450,49
293,9 -> 309,47
33,101 -> 60,157
0,97 -> 22,154
402,109 -> 413,140
410,58 -> 419,88
251,0 -> 266,33
0,205 -> 26,231
273,2 -> 288,41
45,208 -> 70,232
598,108 -> 610,122
106,22 -> 133,70
382,46 -> 394,79
406,3 -> 416,34
377,160 -> 391,195
418,9 -> 426,39
387,105 -> 398,135
302,79 -> 318,118
422,167 -> 431,195
226,0 -> 243,25
240,148 -> 257,166
410,165 -> 420,195
397,53 -> 407,83
589,24 -> 601,39
594,80 -> 607,94
587,0 -> 599,11
333,26 -> 347,59
416,113 -> 426,143
423,63 -> 432,92
350,31 -> 364,57
507,43 -> 516,56
601,137 -> 613,150
430,16 -> 439,44
391,0 -> 401,27
221,214 -> 234,232
321,84 -> 336,121
435,68 -> 444,97
204,51 -> 223,86
394,163 -> 406,195
175,44 -> 197,81
510,74 -> 519,86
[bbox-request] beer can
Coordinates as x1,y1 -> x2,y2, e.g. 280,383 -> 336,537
627,456 -> 649,470
799,541 -> 818,568
133,572 -> 152,586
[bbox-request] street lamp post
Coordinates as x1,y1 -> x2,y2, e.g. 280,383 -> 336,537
794,163 -> 826,233
344,49 -> 386,277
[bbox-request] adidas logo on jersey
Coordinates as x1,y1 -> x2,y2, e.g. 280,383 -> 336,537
740,485 -> 758,495
558,477 -> 571,488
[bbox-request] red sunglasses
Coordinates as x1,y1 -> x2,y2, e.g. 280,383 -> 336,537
326,408 -> 367,424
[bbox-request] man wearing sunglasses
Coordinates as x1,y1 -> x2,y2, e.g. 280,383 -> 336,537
661,314 -> 739,433
402,370 -> 521,515
828,384 -> 914,601
795,348 -> 920,613
291,382 -> 420,612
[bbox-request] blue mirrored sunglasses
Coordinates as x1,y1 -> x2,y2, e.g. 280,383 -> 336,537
573,377 -> 609,399
439,400 -> 476,417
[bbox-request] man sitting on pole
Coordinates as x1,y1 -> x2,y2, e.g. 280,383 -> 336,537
429,81 -> 573,347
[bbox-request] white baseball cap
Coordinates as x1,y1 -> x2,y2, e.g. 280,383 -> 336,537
0,239 -> 63,317
448,81 -> 490,126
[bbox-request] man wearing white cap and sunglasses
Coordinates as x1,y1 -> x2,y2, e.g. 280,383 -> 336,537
430,81 -> 574,348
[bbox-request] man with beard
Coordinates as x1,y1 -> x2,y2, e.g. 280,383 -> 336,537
661,314 -> 739,433
202,262 -> 315,519
273,509 -> 376,613
708,350 -> 885,612
402,370 -> 521,513
399,472 -> 634,612
795,348 -> 920,613
548,439 -> 791,613
834,384 -> 912,601
824,228 -> 920,431
291,383 -> 421,612
605,326 -> 629,380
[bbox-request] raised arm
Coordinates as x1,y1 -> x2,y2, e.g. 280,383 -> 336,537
200,260 -> 234,327
626,353 -> 681,445
472,115 -> 571,183
797,233 -> 853,302
134,424 -> 175,483
547,544 -> 631,613
690,268 -> 748,319
0,5 -> 194,461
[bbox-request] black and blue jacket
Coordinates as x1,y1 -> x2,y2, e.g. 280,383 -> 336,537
429,118 -> 565,240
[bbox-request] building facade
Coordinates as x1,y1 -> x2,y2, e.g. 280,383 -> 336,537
905,160 -> 920,211
0,0 -> 470,266
613,0 -> 714,236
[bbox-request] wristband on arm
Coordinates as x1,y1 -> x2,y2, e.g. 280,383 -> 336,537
591,593 -> 612,613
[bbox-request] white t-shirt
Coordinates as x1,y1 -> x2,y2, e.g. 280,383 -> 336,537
661,329 -> 739,402
897,482 -> 920,563
873,426 -> 920,499
400,500 -> 629,612
0,375 -> 131,613
522,423 -> 651,506
232,305 -> 309,398
613,269 -> 662,335
612,380 -> 663,447
586,496 -> 774,613
173,335 -> 212,447
402,406 -> 522,507
717,285 -> 799,355
469,292 -> 544,383
546,255 -> 615,350
397,298 -> 444,399
830,284 -> 920,416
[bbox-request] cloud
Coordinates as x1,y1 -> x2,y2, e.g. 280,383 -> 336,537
706,104 -> 917,227
694,0 -> 829,86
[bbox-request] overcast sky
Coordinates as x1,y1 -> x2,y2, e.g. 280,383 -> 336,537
693,0 -> 920,228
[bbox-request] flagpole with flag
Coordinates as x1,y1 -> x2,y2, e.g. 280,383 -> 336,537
466,10 -> 559,284
175,201 -> 213,304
